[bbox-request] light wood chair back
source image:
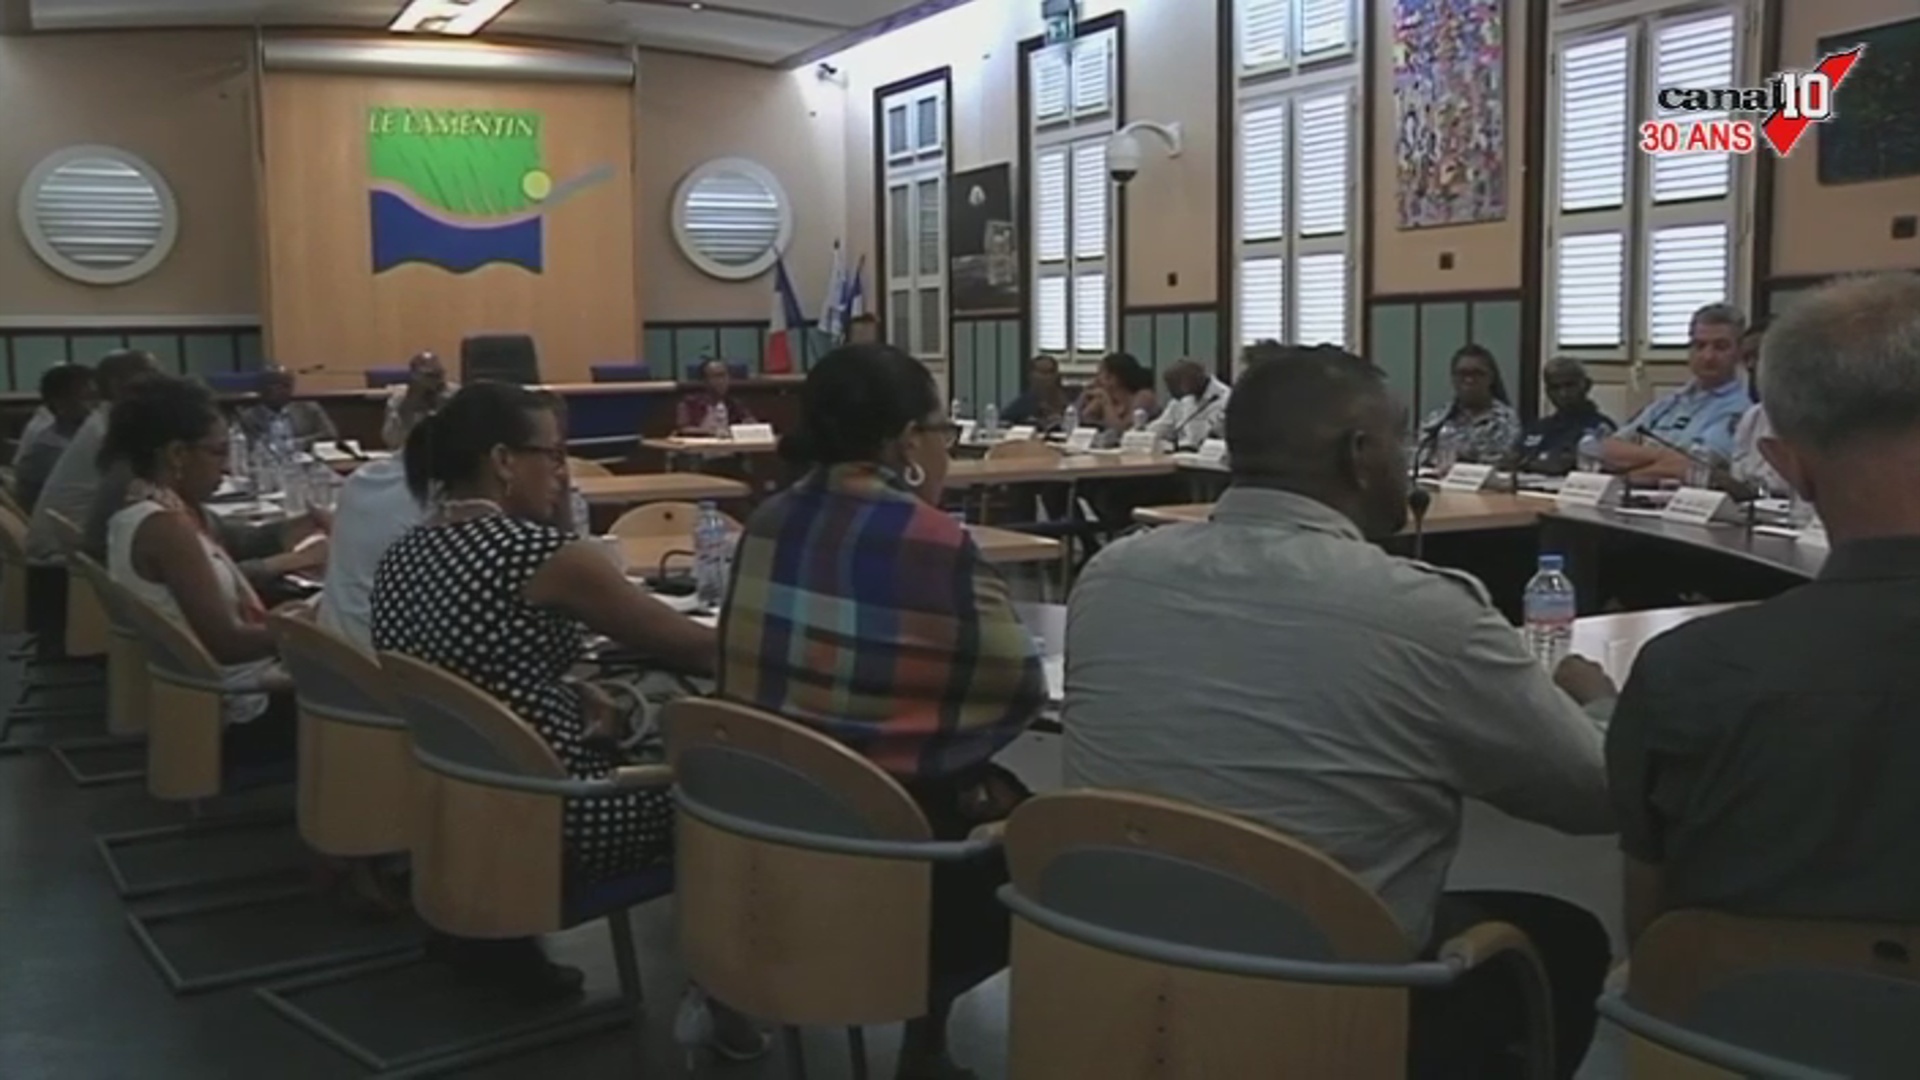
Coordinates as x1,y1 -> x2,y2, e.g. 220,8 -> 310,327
664,698 -> 943,1026
270,614 -> 414,858
566,457 -> 612,479
608,501 -> 739,539
0,503 -> 30,635
986,439 -> 1063,463
0,481 -> 24,520
377,650 -> 570,938
70,552 -> 150,736
44,510 -> 107,658
118,585 -> 228,801
1606,910 -> 1920,1078
1002,790 -> 1555,1079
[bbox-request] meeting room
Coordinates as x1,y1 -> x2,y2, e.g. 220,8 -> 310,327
2,0 -> 1919,1076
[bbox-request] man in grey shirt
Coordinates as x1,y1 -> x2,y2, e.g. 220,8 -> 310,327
1064,344 -> 1616,1079
26,349 -> 154,562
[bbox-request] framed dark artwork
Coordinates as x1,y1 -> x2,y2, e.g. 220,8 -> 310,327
1393,0 -> 1508,229
1817,17 -> 1920,185
948,163 -> 1021,316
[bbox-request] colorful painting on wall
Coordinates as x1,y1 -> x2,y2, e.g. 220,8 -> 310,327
366,106 -> 612,274
1392,0 -> 1508,230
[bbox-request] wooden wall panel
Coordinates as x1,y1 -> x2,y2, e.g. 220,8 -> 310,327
260,72 -> 636,388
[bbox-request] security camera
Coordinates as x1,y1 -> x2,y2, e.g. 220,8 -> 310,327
1104,121 -> 1184,186
1106,132 -> 1143,184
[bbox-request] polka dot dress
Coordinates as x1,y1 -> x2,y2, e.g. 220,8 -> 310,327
372,513 -> 672,881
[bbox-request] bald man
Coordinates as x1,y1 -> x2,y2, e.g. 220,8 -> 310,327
382,351 -> 458,448
1147,359 -> 1230,451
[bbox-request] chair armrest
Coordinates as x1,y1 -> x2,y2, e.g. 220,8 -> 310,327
1438,921 -> 1556,1078
1437,920 -> 1540,973
1596,993 -> 1845,1080
969,820 -> 1007,843
612,764 -> 673,789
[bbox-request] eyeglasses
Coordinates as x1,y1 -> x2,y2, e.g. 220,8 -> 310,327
509,443 -> 567,467
917,420 -> 961,448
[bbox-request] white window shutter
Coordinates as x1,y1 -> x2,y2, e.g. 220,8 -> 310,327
1300,0 -> 1352,56
1238,0 -> 1289,69
1033,48 -> 1069,123
1557,33 -> 1631,213
1036,276 -> 1068,352
1295,252 -> 1348,348
1071,141 -> 1109,260
1239,257 -> 1285,345
1650,11 -> 1737,203
1295,90 -> 1349,237
1646,222 -> 1730,347
1074,272 -> 1108,353
1555,230 -> 1627,348
1071,34 -> 1113,117
1035,150 -> 1068,262
1239,101 -> 1287,242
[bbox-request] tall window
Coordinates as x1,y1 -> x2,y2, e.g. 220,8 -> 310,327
1546,2 -> 1754,371
880,77 -> 948,365
1233,0 -> 1360,355
1029,28 -> 1118,365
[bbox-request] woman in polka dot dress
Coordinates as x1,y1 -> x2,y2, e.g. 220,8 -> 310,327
370,383 -> 716,1000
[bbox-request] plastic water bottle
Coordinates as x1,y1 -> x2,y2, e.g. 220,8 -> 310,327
1434,423 -> 1462,474
1685,439 -> 1713,488
693,501 -> 729,608
569,486 -> 592,538
1576,432 -> 1604,473
950,398 -> 967,423
710,401 -> 731,438
1062,403 -> 1079,435
269,412 -> 297,493
229,426 -> 251,483
1131,408 -> 1148,432
982,402 -> 1000,438
1523,554 -> 1577,671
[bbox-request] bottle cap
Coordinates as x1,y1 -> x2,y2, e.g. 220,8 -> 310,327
1539,553 -> 1565,571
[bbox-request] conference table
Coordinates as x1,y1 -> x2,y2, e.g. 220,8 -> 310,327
571,472 -> 750,506
617,523 -> 1058,577
1134,491 -> 1546,535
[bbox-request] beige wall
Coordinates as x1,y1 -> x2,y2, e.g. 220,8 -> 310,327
0,30 -> 258,319
637,49 -> 847,321
832,0 -> 1219,309
1368,0 -> 1530,295
1771,0 -> 1920,278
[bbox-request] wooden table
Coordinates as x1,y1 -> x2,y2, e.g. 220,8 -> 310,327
640,437 -> 781,458
573,473 -> 749,506
618,523 -> 1058,574
1133,491 -> 1545,535
944,452 -> 1178,489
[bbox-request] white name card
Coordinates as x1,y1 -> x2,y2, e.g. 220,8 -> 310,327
1798,518 -> 1830,549
1119,430 -> 1158,455
1003,425 -> 1037,442
1439,463 -> 1496,492
1660,487 -> 1740,526
1555,470 -> 1623,510
957,419 -> 979,444
1196,438 -> 1228,466
730,423 -> 775,443
1064,427 -> 1096,452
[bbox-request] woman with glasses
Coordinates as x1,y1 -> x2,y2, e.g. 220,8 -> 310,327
1417,344 -> 1521,468
719,343 -> 1047,1080
370,384 -> 760,1031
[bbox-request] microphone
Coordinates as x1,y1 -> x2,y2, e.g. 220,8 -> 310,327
1408,489 -> 1433,562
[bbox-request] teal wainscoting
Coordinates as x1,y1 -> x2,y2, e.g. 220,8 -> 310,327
950,318 -> 1022,413
1366,293 -> 1526,422
638,322 -> 831,380
1121,306 -> 1222,383
0,324 -> 263,393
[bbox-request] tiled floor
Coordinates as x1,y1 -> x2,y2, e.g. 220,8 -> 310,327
0,670 -> 1622,1079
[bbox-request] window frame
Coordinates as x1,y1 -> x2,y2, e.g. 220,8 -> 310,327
1542,0 -> 1756,382
1026,25 -> 1121,372
874,69 -> 952,366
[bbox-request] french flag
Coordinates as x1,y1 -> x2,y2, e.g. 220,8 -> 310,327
766,255 -> 806,374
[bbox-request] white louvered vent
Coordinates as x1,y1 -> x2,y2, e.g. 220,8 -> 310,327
1295,252 -> 1347,347
1072,141 -> 1109,260
1650,11 -> 1737,203
915,178 -> 942,277
1239,0 -> 1289,69
1240,257 -> 1286,344
1033,48 -> 1070,122
1071,34 -> 1113,116
1074,272 -> 1108,353
1035,150 -> 1068,262
22,151 -> 176,286
1296,90 -> 1349,236
1037,276 -> 1068,352
1557,34 -> 1631,213
1240,101 -> 1287,242
1647,222 -> 1730,346
1555,231 -> 1627,348
1300,0 -> 1352,56
673,158 -> 791,281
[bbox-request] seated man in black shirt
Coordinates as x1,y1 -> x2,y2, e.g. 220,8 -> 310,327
1510,357 -> 1615,474
1607,273 -> 1920,945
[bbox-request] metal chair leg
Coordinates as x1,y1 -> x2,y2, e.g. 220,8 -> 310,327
784,1026 -> 808,1080
607,910 -> 644,1006
847,1026 -> 870,1080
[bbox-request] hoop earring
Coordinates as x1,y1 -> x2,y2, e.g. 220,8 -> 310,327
903,460 -> 927,488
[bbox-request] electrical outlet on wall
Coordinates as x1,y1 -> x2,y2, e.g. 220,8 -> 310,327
1438,252 -> 1456,270
1893,215 -> 1917,241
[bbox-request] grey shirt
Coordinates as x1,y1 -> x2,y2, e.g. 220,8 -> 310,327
1062,486 -> 1615,942
26,409 -> 109,561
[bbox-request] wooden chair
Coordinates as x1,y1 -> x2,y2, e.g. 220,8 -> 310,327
276,650 -> 667,1074
0,503 -> 102,749
0,502 -> 35,637
984,439 -> 1063,463
1599,910 -> 1920,1078
44,510 -> 108,659
268,613 -> 413,859
567,457 -> 612,479
999,790 -> 1556,1079
608,500 -> 740,539
70,552 -> 149,738
665,698 -> 1003,1077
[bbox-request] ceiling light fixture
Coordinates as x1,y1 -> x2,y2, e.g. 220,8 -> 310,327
390,0 -> 520,37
